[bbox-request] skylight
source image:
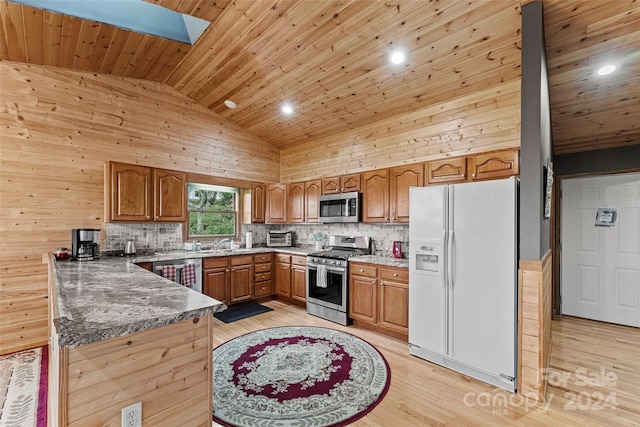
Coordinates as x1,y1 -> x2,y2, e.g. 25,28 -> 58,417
10,0 -> 210,45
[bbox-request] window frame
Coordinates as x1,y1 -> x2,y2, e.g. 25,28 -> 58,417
186,183 -> 239,241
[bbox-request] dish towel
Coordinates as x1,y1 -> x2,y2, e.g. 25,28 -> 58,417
182,263 -> 196,288
316,264 -> 328,288
161,265 -> 177,282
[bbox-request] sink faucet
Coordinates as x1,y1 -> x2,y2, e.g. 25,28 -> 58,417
213,238 -> 233,251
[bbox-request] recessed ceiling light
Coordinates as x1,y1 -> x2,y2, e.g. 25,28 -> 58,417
224,100 -> 237,109
390,50 -> 405,65
281,104 -> 294,115
597,64 -> 617,76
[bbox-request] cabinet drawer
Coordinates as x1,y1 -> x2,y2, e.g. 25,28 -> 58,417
254,281 -> 273,297
254,254 -> 272,263
231,254 -> 253,266
380,267 -> 409,283
203,257 -> 227,269
291,255 -> 307,266
275,253 -> 291,263
255,272 -> 272,282
350,263 -> 377,278
255,262 -> 272,273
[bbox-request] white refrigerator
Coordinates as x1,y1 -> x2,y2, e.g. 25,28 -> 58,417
409,177 -> 518,392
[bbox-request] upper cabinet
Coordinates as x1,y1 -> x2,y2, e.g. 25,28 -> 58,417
426,157 -> 467,185
288,182 -> 305,223
153,169 -> 187,222
304,180 -> 321,223
424,149 -> 519,185
468,149 -> 520,181
389,164 -> 424,223
251,183 -> 266,223
266,183 -> 287,224
362,169 -> 389,223
106,162 -> 185,222
322,173 -> 361,194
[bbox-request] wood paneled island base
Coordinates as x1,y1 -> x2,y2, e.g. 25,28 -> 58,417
50,315 -> 213,426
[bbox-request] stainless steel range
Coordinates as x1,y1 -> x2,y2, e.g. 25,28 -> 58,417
306,235 -> 371,325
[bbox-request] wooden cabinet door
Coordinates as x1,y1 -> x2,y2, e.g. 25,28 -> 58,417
469,149 -> 519,181
321,177 -> 340,195
362,169 -> 389,223
204,267 -> 228,304
341,173 -> 361,192
153,168 -> 186,222
349,275 -> 377,323
288,182 -> 305,223
251,183 -> 266,223
390,164 -> 423,223
275,261 -> 291,298
266,183 -> 287,223
291,265 -> 307,303
426,157 -> 467,185
230,263 -> 252,304
110,162 -> 152,221
304,180 -> 321,223
378,279 -> 409,333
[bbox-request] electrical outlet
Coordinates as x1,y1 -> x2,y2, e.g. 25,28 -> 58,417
121,401 -> 142,427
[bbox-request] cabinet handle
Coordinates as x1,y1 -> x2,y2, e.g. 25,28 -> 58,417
371,280 -> 376,284
226,269 -> 229,272
359,269 -> 364,272
146,216 -> 151,219
472,173 -> 476,178
461,173 -> 465,178
393,273 -> 398,277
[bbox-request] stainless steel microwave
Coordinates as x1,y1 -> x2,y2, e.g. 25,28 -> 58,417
318,192 -> 361,223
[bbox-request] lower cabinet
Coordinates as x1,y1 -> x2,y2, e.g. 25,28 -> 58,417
230,255 -> 253,304
254,253 -> 273,298
275,253 -> 307,306
291,257 -> 307,304
275,254 -> 291,298
204,254 -> 274,306
203,257 -> 229,304
349,262 -> 408,340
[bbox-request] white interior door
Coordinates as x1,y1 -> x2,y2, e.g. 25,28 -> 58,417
561,173 -> 640,327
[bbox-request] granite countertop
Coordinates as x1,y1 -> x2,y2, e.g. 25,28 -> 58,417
350,255 -> 409,268
132,246 -> 311,263
51,255 -> 226,348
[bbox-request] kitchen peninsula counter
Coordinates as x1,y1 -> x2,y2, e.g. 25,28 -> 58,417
50,255 -> 225,347
47,254 -> 225,426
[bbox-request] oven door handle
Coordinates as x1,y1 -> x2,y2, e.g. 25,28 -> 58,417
307,264 -> 346,274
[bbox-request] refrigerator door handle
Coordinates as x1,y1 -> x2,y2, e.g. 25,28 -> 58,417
448,229 -> 454,288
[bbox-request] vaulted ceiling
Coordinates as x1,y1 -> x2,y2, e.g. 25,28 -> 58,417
1,0 -> 638,155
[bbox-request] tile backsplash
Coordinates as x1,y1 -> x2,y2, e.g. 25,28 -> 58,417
105,222 -> 408,257
105,223 -> 182,252
242,223 -> 409,257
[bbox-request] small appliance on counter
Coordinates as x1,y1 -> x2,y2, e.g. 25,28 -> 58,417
124,239 -> 136,256
267,231 -> 292,247
392,241 -> 403,258
71,228 -> 101,261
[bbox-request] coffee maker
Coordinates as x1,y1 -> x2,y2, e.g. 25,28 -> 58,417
71,229 -> 100,261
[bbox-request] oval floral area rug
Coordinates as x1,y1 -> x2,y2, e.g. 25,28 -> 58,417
213,326 -> 391,427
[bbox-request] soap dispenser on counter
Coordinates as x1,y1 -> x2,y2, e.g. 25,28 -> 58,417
392,241 -> 402,258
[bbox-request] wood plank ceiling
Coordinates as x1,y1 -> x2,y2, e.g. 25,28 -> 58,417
0,0 -> 638,155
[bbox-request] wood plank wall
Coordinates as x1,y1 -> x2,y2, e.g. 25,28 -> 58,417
280,79 -> 521,182
0,61 -> 279,355
518,250 -> 553,402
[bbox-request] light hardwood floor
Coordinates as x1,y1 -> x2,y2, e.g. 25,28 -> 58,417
212,300 -> 640,426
